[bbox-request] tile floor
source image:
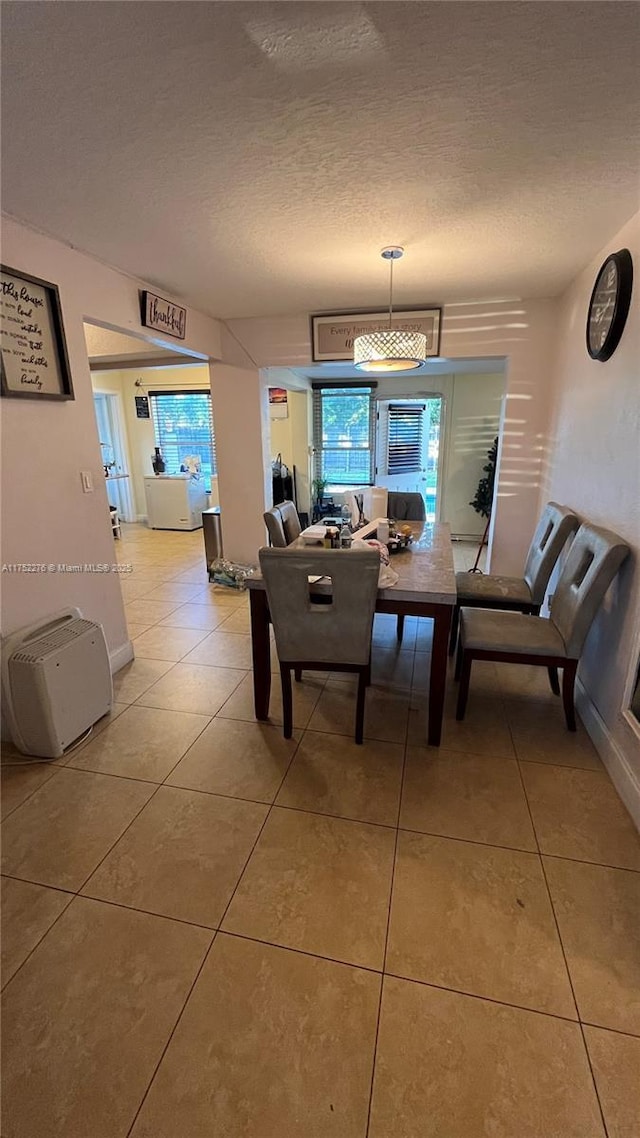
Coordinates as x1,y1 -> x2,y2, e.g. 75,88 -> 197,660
2,524 -> 639,1138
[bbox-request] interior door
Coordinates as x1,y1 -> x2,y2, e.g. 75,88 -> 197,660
375,397 -> 443,521
93,393 -> 135,522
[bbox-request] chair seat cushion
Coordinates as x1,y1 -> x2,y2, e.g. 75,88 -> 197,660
460,607 -> 568,658
455,572 -> 532,605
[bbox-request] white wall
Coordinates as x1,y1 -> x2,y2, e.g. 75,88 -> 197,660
441,373 -> 504,537
210,364 -> 272,566
269,389 -> 311,516
544,210 -> 640,824
0,217 -> 266,674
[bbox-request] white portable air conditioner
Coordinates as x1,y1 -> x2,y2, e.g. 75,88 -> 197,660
1,608 -> 113,758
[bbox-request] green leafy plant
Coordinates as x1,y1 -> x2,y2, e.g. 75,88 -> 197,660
311,476 -> 327,503
470,437 -> 498,519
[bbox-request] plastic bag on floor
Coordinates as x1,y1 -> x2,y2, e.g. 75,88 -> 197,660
210,558 -> 255,590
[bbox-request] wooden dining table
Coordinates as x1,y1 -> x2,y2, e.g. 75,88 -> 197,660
246,520 -> 457,746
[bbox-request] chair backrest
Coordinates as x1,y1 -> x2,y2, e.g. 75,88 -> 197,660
259,546 -> 380,665
523,502 -> 580,604
387,491 -> 426,522
550,523 -> 630,657
278,500 -> 302,544
263,507 -> 287,548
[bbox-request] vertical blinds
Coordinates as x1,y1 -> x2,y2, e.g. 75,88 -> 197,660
312,384 -> 376,485
387,403 -> 425,475
150,390 -> 217,478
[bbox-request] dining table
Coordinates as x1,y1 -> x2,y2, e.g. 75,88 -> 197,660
246,519 -> 457,746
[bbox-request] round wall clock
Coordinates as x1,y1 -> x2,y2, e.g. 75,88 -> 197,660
586,247 -> 633,361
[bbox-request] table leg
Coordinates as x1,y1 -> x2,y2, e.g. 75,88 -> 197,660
428,606 -> 452,745
249,589 -> 271,720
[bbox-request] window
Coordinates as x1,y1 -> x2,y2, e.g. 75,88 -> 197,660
387,403 -> 425,475
312,385 -> 375,485
150,390 -> 217,488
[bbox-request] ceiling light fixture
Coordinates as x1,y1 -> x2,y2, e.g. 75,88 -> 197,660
353,247 -> 427,372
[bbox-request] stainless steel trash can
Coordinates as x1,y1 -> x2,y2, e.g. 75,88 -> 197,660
202,507 -> 223,567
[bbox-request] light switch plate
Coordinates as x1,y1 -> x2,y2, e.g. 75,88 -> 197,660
80,471 -> 93,493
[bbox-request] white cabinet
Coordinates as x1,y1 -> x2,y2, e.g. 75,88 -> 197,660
144,475 -> 207,530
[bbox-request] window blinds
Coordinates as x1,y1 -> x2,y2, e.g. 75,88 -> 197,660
149,390 -> 217,479
386,403 -> 425,476
311,384 -> 376,485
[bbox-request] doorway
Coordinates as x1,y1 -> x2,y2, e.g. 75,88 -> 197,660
92,392 -> 135,522
375,397 -> 443,521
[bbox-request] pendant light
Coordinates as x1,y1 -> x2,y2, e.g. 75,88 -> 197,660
353,246 -> 427,372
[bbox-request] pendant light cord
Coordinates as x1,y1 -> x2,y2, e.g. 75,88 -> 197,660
388,256 -> 394,328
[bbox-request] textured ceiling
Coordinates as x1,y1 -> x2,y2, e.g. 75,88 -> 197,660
2,2 -> 639,320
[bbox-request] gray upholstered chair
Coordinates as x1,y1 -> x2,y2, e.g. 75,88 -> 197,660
278,500 -> 302,544
449,502 -> 580,654
259,545 -> 380,743
263,501 -> 301,548
387,491 -> 426,522
263,507 -> 288,548
455,522 -> 630,730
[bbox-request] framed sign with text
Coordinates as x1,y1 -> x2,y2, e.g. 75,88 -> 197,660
140,290 -> 187,340
311,308 -> 442,362
0,266 -> 74,400
135,395 -> 150,419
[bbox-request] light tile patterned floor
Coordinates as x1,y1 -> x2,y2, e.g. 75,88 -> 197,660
2,524 -> 639,1138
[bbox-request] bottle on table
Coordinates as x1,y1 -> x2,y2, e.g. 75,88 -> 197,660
340,524 -> 352,549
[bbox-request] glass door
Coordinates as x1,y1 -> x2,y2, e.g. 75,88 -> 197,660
375,397 -> 443,521
93,393 -> 135,522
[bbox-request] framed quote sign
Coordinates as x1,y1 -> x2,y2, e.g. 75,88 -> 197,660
0,265 -> 74,400
311,308 -> 442,362
140,290 -> 187,340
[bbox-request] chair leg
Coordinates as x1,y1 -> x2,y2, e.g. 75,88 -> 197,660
562,660 -> 578,732
355,668 -> 367,744
396,614 -> 405,643
548,666 -> 560,696
454,638 -> 462,680
280,664 -> 293,739
448,604 -> 460,656
456,652 -> 472,720
294,667 -> 302,683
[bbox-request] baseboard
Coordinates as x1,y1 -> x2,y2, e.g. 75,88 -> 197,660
576,678 -> 640,830
109,639 -> 134,675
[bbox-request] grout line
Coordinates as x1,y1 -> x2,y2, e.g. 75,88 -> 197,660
75,783 -> 168,896
212,725 -> 304,935
220,928 -> 384,977
382,971 -> 585,1025
396,824 -> 539,856
0,878 -> 76,994
509,709 -> 611,1137
538,847 -> 611,1136
579,1021 -> 640,1041
539,851 -> 640,874
0,763 -> 61,822
68,891 -> 219,934
364,668 -> 411,1138
125,930 -> 219,1138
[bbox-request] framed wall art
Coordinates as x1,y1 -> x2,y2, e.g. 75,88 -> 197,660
140,290 -> 187,340
311,307 -> 442,363
1,265 -> 74,400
